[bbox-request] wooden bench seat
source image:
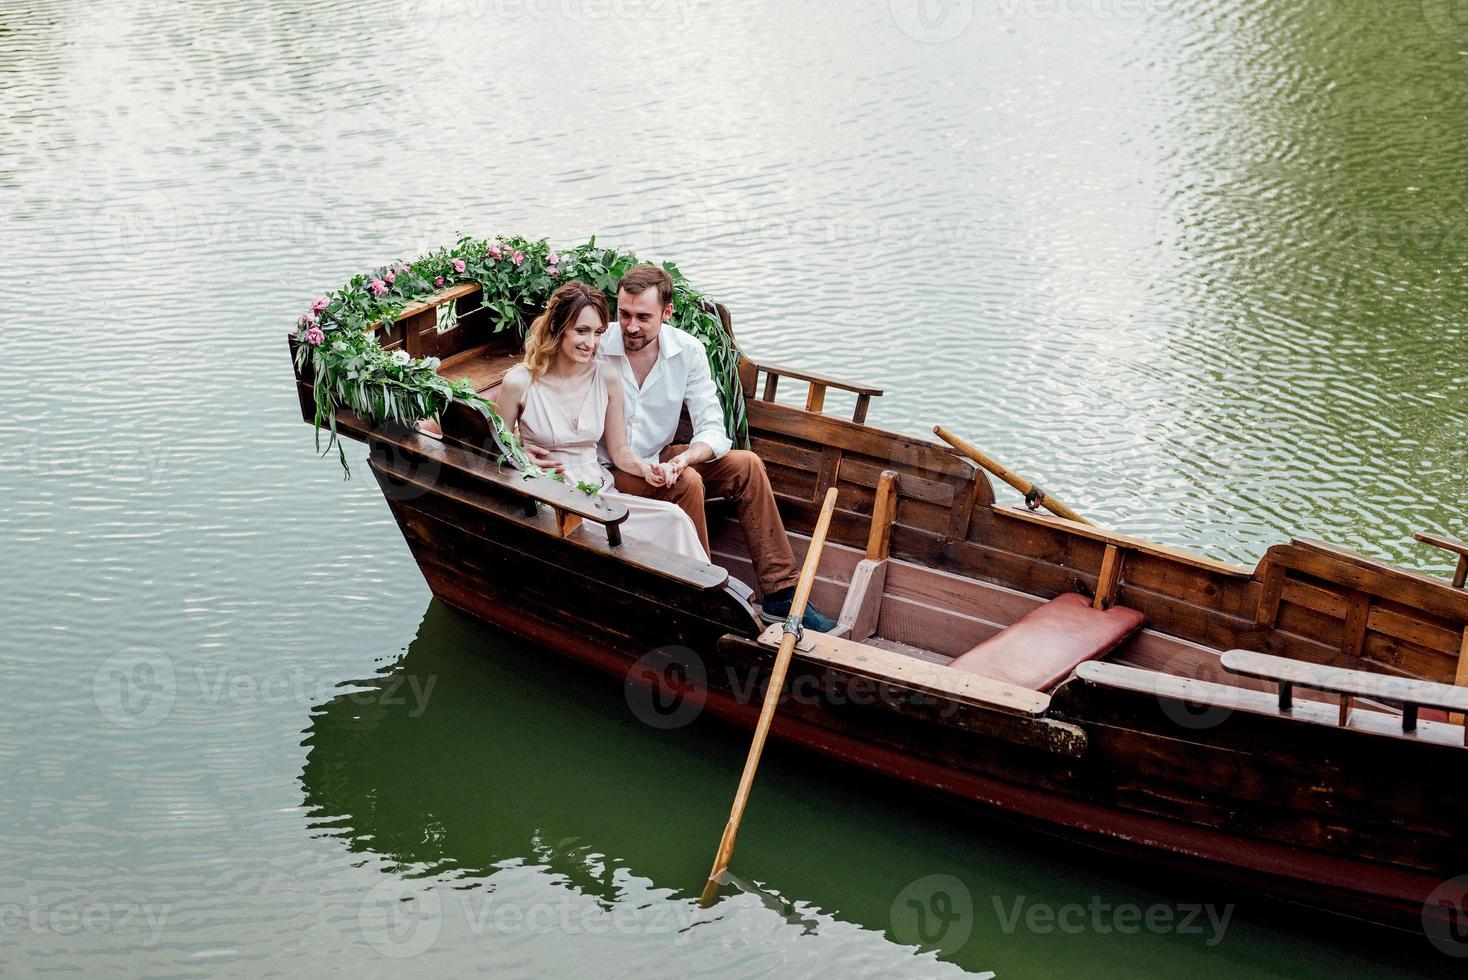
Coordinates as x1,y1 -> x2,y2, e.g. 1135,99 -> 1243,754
1077,661 -> 1468,748
1222,649 -> 1468,736
437,342 -> 523,393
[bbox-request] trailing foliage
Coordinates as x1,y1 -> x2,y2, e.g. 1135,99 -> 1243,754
293,235 -> 748,477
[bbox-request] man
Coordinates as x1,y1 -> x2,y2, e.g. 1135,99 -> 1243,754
589,264 -> 836,632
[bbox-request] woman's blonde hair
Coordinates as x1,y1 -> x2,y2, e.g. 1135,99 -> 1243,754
522,280 -> 610,379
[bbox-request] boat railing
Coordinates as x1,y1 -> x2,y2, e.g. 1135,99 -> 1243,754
1414,530 -> 1468,589
1221,649 -> 1468,739
739,357 -> 884,424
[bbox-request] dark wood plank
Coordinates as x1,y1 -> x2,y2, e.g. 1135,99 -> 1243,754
992,505 -> 1252,577
1342,591 -> 1372,658
1277,540 -> 1468,623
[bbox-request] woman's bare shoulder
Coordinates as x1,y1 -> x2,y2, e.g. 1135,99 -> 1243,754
501,363 -> 532,390
599,358 -> 623,391
498,364 -> 532,404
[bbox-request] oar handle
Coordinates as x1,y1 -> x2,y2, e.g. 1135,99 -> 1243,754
702,486 -> 840,902
933,425 -> 1092,525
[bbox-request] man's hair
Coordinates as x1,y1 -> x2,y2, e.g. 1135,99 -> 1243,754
617,264 -> 674,308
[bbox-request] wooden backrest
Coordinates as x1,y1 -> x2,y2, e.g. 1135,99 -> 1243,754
1253,538 -> 1468,683
748,398 -> 992,557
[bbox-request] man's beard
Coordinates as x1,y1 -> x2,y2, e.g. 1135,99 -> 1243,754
623,335 -> 651,352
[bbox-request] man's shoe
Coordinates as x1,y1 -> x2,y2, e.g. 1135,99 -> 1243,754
759,591 -> 838,633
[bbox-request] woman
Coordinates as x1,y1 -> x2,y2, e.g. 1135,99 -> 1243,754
495,281 -> 709,563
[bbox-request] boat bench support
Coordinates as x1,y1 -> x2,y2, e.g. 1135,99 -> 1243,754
1415,530 -> 1468,589
835,470 -> 900,641
740,357 -> 884,424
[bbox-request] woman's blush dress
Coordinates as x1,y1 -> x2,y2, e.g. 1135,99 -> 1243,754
516,361 -> 709,563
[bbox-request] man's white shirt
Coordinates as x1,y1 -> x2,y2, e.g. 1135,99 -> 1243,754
597,322 -> 732,466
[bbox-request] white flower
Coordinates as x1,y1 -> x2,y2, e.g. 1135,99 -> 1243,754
390,350 -> 412,367
421,356 -> 441,371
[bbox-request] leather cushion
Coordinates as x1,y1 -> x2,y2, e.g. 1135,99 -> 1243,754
949,592 -> 1146,692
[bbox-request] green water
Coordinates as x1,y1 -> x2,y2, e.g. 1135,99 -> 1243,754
2,0 -> 1464,975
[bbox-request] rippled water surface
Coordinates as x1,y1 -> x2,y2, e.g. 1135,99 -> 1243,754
2,0 -> 1465,975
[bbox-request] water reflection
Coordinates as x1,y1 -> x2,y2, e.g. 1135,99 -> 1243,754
301,602 -> 1458,976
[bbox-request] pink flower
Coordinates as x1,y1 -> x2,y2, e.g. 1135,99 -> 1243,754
487,243 -> 503,260
304,325 -> 325,346
368,279 -> 387,296
434,276 -> 445,288
310,296 -> 329,314
297,312 -> 317,329
512,250 -> 525,266
548,265 -> 559,276
452,258 -> 466,273
546,251 -> 560,265
384,271 -> 395,284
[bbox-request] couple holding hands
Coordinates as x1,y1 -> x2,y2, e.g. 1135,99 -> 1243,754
495,265 -> 836,632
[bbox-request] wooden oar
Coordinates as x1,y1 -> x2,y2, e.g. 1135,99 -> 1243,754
700,486 -> 840,905
933,425 -> 1093,526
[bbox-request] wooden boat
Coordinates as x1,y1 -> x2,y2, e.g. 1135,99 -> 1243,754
288,286 -> 1468,932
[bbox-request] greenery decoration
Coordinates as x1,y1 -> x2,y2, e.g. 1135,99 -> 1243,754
292,235 -> 748,478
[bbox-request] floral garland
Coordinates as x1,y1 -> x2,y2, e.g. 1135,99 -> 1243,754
292,235 -> 748,478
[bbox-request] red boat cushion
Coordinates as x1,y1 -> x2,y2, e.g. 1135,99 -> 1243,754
948,592 -> 1146,692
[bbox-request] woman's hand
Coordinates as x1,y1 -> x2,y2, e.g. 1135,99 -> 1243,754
642,461 -> 674,487
524,442 -> 567,476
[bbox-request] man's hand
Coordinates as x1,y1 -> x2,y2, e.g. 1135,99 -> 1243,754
662,443 -> 712,482
642,461 -> 675,487
524,442 -> 566,476
662,453 -> 689,483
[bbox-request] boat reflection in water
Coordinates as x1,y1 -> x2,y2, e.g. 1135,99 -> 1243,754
299,603 -> 1454,977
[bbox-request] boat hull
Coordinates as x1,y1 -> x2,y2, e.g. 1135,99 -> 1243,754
371,453 -> 1463,934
